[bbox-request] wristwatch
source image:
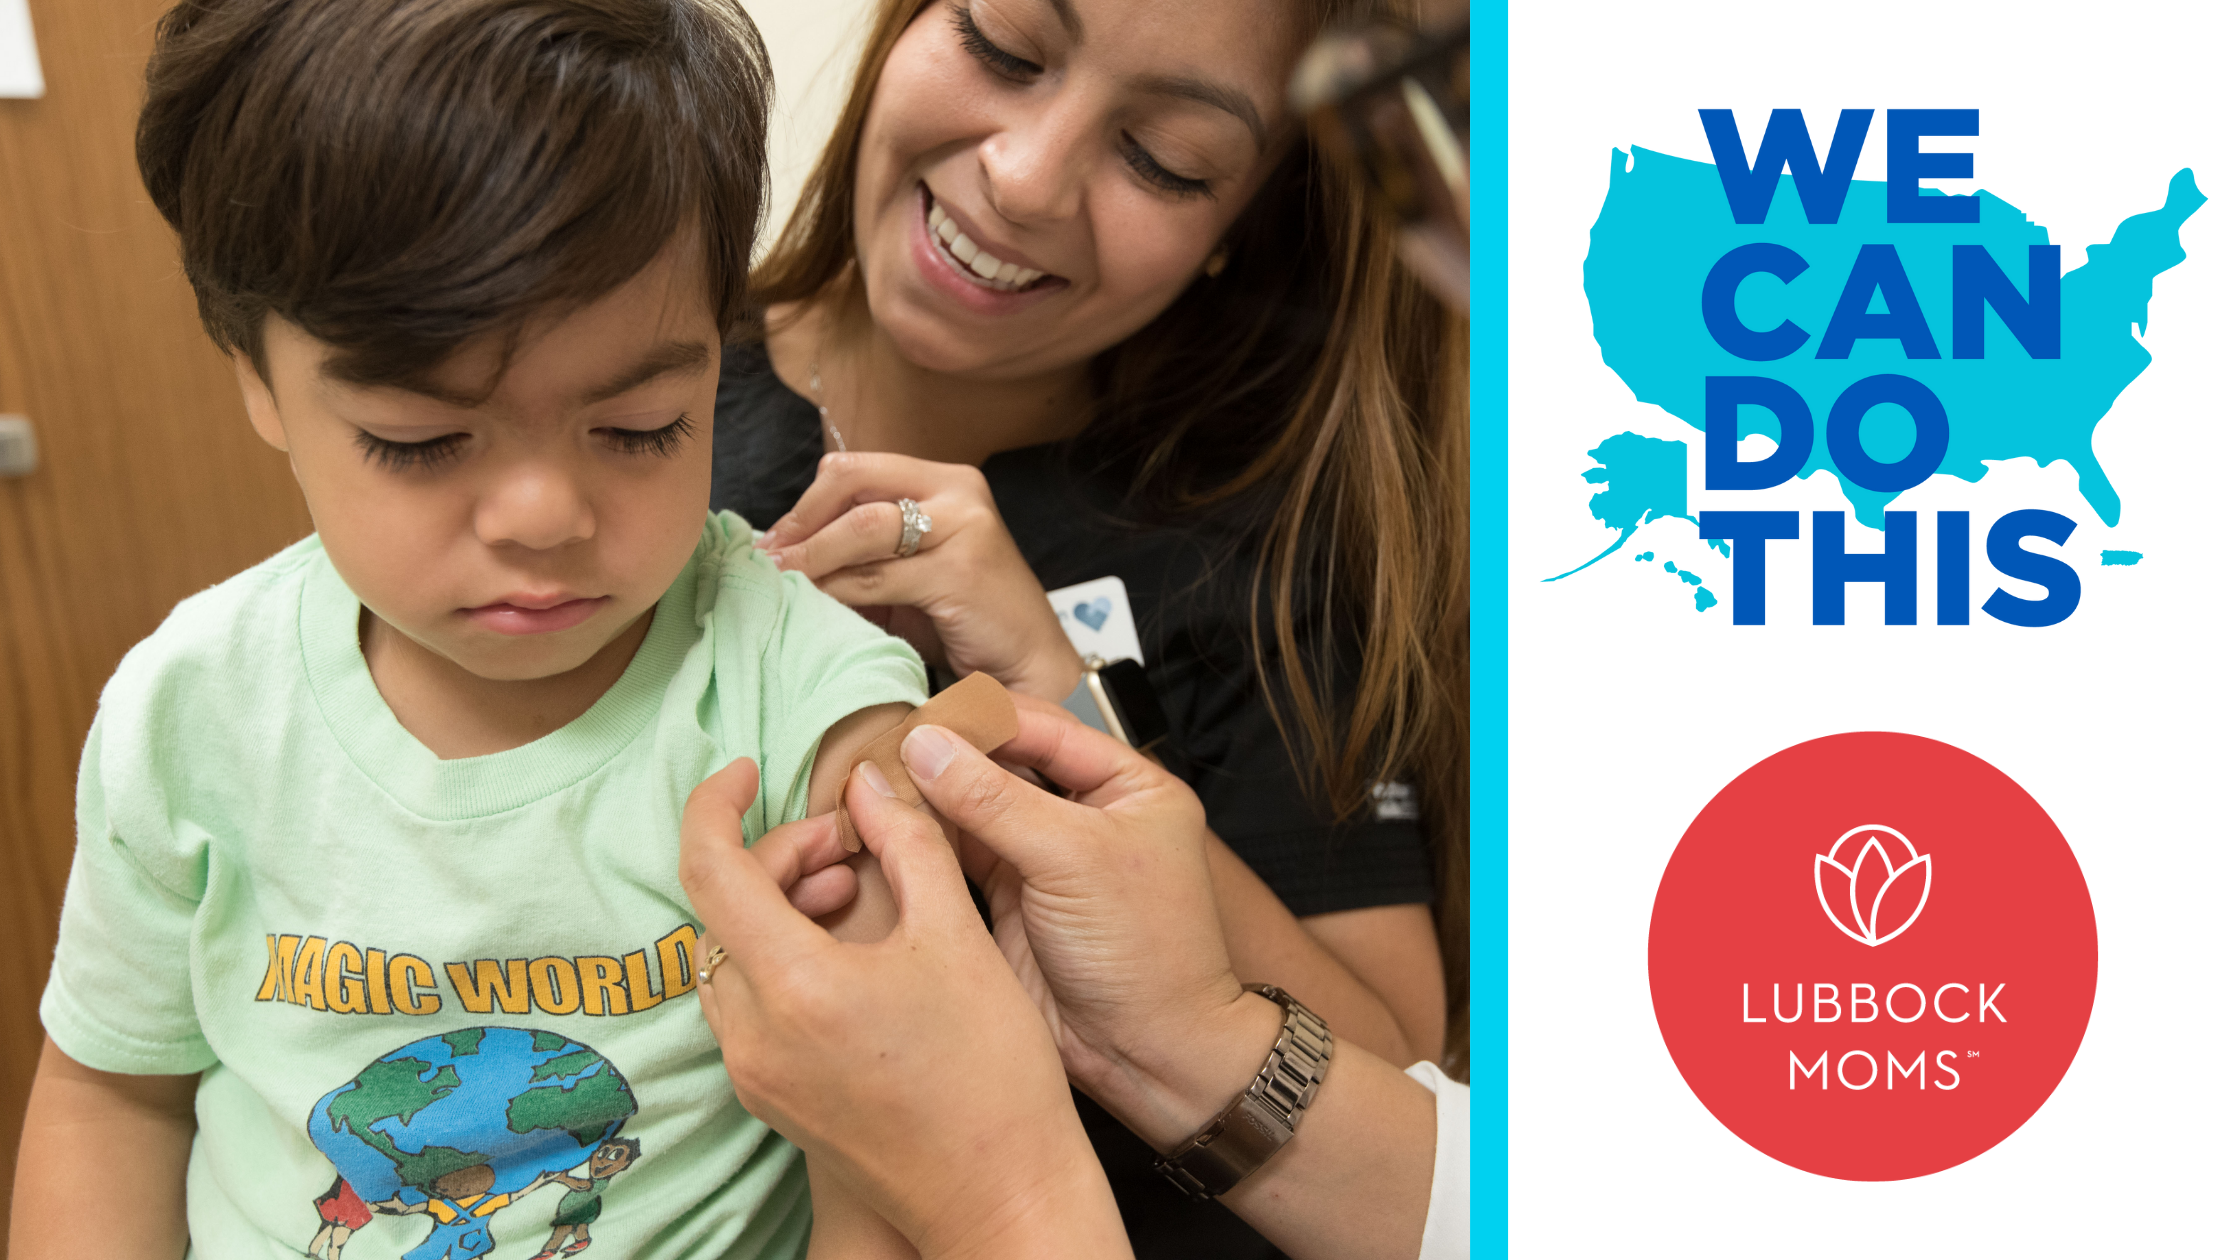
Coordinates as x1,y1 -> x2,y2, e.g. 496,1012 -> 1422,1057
1060,654 -> 1169,749
1152,985 -> 1334,1200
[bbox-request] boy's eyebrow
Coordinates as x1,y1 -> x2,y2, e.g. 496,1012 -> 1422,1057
339,341 -> 714,408
578,341 -> 714,404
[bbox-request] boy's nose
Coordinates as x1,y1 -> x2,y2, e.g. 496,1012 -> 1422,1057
475,463 -> 596,551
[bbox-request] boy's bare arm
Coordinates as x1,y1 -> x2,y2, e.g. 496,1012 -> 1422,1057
803,702 -> 912,946
797,702 -> 926,1257
11,1036 -> 198,1259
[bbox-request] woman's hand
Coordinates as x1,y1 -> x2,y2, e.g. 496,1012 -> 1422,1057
755,452 -> 1081,702
677,758 -> 1129,1260
899,716 -> 1446,1260
898,705 -> 1287,1150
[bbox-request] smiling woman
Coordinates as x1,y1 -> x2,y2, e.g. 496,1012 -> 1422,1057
707,0 -> 1467,1255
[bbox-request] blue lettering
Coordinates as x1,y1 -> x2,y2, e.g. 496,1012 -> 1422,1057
1702,243 -> 1812,360
1953,244 -> 2061,359
1812,511 -> 1918,625
1886,109 -> 1980,224
1825,374 -> 1948,493
1936,511 -> 1970,625
1982,510 -> 2080,627
1699,511 -> 1800,626
1699,108 -> 1872,225
1705,377 -> 1814,490
1819,245 -> 1941,359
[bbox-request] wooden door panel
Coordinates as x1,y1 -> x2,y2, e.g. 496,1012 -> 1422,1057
0,0 -> 313,1242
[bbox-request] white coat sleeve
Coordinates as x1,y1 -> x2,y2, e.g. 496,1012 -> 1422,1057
1404,1061 -> 1471,1259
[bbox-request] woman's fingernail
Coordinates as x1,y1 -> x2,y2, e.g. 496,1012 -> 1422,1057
856,760 -> 898,797
902,726 -> 957,782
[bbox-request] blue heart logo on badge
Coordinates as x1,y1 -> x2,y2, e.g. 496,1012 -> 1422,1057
1048,576 -> 1143,666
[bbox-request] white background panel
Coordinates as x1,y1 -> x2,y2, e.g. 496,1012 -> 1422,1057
1509,2 -> 2234,1253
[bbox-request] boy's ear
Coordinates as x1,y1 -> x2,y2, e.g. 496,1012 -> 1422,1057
231,351 -> 289,452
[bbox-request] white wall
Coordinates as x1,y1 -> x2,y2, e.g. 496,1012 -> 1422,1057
1510,1 -> 2232,1253
742,0 -> 881,250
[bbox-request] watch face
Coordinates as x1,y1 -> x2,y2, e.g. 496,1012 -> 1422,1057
1059,673 -> 1116,737
1097,657 -> 1170,747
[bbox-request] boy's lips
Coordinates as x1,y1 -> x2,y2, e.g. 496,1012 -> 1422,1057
463,595 -> 609,635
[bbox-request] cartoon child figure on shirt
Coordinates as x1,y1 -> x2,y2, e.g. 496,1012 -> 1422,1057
529,1138 -> 641,1259
370,1164 -> 526,1260
307,1174 -> 372,1258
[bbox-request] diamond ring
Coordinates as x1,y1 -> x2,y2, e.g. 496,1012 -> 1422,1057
895,498 -> 931,558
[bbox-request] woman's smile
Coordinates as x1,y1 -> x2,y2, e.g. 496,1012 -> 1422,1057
924,184 -> 1057,292
854,0 -> 1288,377
908,181 -> 1073,319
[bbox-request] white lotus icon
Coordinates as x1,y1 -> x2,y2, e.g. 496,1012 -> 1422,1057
1814,824 -> 1932,947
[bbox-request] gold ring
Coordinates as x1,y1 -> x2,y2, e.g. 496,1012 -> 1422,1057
697,944 -> 728,985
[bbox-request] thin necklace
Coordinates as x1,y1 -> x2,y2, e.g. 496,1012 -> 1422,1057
807,346 -> 847,452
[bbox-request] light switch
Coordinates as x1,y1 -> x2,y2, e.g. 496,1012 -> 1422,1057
0,0 -> 43,99
0,415 -> 38,477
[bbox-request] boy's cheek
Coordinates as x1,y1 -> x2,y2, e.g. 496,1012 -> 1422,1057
291,429 -> 706,680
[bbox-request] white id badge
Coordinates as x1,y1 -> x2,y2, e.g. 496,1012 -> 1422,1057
1046,575 -> 1144,665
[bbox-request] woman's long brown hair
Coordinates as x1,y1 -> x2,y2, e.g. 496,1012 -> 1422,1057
755,0 -> 1469,1074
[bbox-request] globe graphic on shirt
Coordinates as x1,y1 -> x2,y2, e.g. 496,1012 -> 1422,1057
308,1026 -> 637,1206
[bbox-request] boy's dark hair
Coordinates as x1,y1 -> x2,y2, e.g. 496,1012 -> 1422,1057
139,0 -> 771,386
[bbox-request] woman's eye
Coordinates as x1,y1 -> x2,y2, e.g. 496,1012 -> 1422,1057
354,430 -> 467,472
1121,136 -> 1214,199
950,5 -> 1041,78
601,414 -> 696,458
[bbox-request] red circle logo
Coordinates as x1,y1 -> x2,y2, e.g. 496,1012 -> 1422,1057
1648,732 -> 2097,1180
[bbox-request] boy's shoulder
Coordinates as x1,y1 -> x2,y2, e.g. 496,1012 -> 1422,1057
693,508 -> 778,593
685,512 -> 926,828
690,509 -> 869,638
102,534 -> 326,718
688,509 -> 923,669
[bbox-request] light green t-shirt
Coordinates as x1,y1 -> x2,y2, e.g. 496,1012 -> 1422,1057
41,511 -> 926,1260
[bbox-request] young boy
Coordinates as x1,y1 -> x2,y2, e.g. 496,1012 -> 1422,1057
14,2 -> 926,1256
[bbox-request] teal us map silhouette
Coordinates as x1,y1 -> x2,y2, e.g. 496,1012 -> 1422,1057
1560,145 -> 2203,609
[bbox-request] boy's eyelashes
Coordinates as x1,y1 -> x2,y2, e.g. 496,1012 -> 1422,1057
353,428 -> 467,472
348,415 -> 697,470
602,414 -> 696,458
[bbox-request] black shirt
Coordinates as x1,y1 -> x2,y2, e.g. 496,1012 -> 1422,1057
711,342 -> 1432,1258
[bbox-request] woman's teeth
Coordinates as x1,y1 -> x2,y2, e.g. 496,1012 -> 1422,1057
927,202 -> 1045,292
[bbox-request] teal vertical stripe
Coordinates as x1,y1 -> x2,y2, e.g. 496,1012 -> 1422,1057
1467,1 -> 1507,1255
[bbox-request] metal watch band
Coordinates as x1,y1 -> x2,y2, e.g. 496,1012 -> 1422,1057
1153,985 -> 1335,1201
1073,655 -> 1132,744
